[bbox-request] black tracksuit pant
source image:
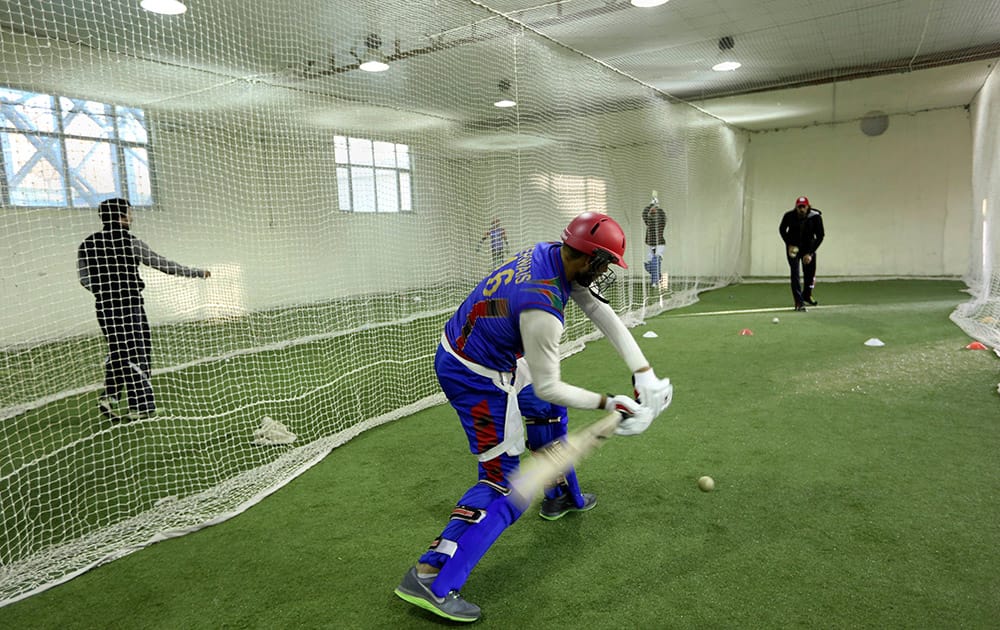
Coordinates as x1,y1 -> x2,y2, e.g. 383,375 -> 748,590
787,253 -> 816,306
96,295 -> 154,414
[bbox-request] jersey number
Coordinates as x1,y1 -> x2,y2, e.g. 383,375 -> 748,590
482,269 -> 514,297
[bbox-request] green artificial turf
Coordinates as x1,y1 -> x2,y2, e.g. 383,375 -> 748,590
1,280 -> 997,629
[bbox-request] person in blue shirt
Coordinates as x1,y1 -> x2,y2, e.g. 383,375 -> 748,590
478,217 -> 510,268
395,212 -> 674,623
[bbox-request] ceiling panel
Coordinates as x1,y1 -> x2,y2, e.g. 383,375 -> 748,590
0,0 -> 997,130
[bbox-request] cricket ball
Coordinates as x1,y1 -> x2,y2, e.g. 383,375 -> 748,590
698,476 -> 715,492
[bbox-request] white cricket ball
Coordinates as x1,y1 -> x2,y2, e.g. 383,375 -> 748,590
772,317 -> 780,324
697,476 -> 715,492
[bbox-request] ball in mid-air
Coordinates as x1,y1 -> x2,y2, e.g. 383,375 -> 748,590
698,475 -> 715,492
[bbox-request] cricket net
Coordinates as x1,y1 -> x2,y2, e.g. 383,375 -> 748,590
0,0 -> 743,605
951,62 -> 1000,351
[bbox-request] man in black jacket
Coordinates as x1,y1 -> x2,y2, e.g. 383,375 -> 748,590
77,198 -> 211,421
641,199 -> 666,288
779,196 -> 825,311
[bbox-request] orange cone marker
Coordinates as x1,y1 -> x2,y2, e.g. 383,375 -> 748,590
739,328 -> 753,336
965,341 -> 988,350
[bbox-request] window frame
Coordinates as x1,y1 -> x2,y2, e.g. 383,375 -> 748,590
334,134 -> 412,214
0,87 -> 154,209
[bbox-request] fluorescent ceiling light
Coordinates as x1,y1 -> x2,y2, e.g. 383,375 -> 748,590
631,0 -> 669,6
493,99 -> 517,108
359,59 -> 389,72
712,61 -> 742,72
140,0 -> 187,15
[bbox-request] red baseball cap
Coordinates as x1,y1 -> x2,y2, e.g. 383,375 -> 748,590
796,196 -> 809,206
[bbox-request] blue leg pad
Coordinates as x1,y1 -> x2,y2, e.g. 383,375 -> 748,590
420,483 -> 524,597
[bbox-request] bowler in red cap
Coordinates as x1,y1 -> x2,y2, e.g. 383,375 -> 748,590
779,196 -> 825,310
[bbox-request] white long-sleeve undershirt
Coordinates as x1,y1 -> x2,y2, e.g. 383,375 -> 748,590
520,283 -> 648,410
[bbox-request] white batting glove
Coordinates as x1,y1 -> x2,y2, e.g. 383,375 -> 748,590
615,405 -> 654,436
633,370 -> 674,419
604,394 -> 654,437
604,394 -> 641,417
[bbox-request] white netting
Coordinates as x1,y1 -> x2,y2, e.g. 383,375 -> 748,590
951,63 -> 1000,349
0,1 -> 743,605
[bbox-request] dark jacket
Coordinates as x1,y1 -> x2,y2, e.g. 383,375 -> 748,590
77,225 -> 208,306
779,208 -> 824,255
642,204 -> 666,247
77,225 -> 145,305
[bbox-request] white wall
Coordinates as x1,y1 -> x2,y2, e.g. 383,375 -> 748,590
0,98 -> 972,348
0,112 -> 478,346
473,103 -> 748,281
743,107 -> 972,277
3,20 -> 978,349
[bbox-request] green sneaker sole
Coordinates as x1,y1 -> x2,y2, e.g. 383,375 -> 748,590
394,588 -> 479,623
539,510 -> 569,521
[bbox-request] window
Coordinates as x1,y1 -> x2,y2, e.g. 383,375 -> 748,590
0,87 -> 152,208
334,135 -> 411,213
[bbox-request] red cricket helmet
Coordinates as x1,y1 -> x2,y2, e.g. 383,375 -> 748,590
561,212 -> 628,269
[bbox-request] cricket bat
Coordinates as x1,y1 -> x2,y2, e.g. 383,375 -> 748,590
508,411 -> 623,510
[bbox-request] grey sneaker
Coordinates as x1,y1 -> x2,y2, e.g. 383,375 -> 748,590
539,492 -> 597,521
394,567 -> 481,623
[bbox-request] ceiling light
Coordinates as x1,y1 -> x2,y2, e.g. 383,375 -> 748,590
712,61 -> 742,72
358,34 -> 389,73
493,78 -> 516,108
359,59 -> 389,73
711,36 -> 740,72
630,0 -> 669,7
140,0 -> 187,15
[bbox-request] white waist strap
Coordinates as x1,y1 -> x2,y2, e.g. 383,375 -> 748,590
440,333 -> 525,462
440,333 -> 513,384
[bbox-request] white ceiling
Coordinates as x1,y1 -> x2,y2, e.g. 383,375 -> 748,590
483,0 -> 1000,129
1,0 -> 998,131
697,58 -> 996,130
487,0 -> 1000,95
